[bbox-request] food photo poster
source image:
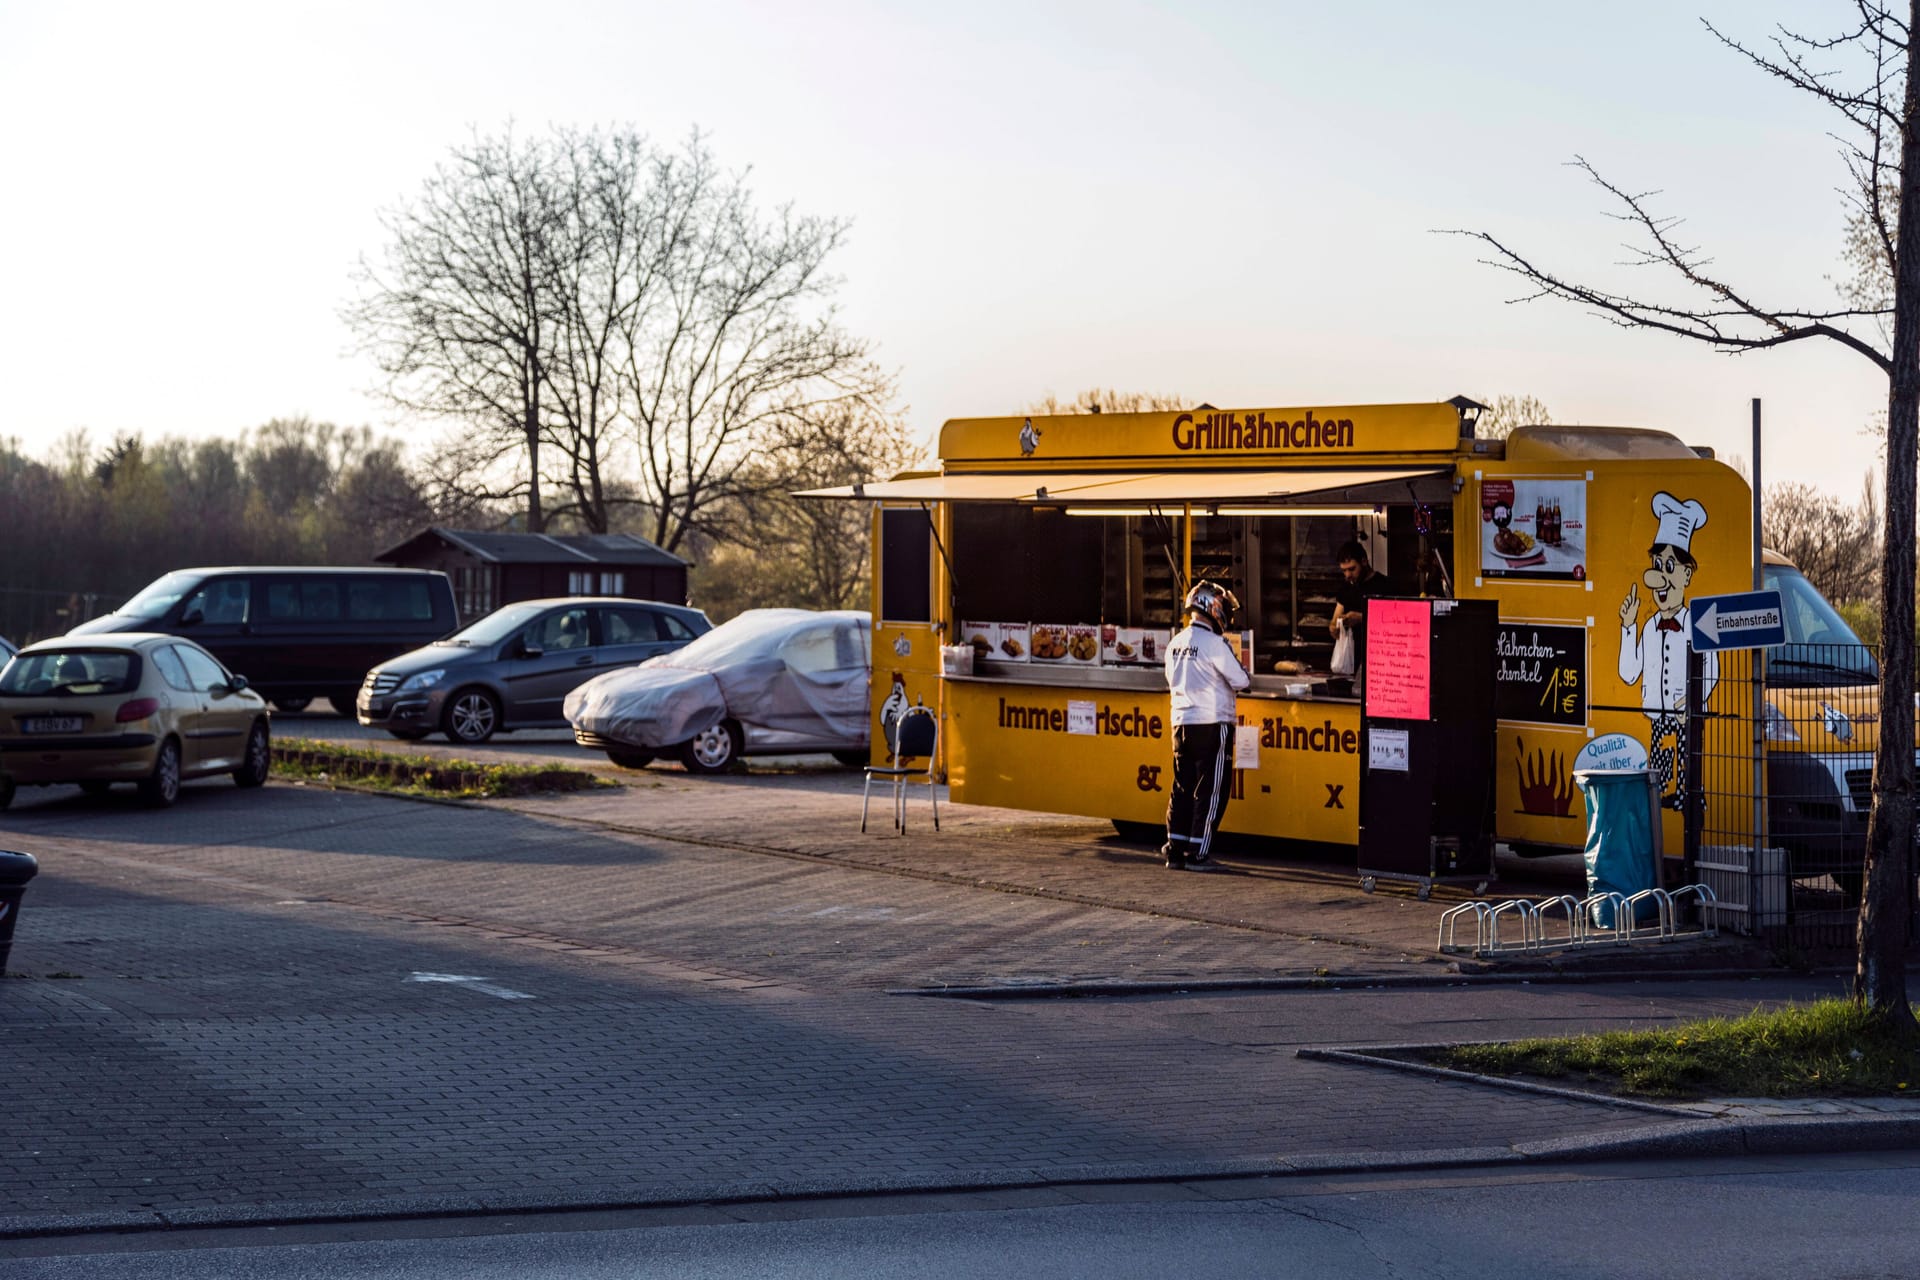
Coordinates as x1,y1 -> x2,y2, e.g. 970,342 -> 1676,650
1480,477 -> 1588,583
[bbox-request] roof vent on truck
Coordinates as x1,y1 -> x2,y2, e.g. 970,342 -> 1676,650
1447,394 -> 1490,438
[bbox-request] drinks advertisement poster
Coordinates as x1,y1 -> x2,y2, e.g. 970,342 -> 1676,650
1480,477 -> 1588,582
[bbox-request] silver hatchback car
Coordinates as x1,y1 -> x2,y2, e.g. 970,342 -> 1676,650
355,597 -> 711,744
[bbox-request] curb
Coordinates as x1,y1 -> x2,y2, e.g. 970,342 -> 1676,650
1296,1045 -> 1702,1116
1297,1044 -> 1920,1143
5,1115 -> 1918,1242
891,967 -> 1806,999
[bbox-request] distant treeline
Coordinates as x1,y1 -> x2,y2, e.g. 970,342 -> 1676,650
0,418 -> 437,642
1759,476 -> 1914,651
0,413 -> 892,643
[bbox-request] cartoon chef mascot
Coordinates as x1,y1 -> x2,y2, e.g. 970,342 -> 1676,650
1617,491 -> 1718,808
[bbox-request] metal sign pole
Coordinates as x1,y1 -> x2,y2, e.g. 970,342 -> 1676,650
1751,398 -> 1767,878
1685,648 -> 1705,887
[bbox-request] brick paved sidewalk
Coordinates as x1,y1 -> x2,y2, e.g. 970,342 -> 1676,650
0,781 -> 1785,1232
494,764 -> 1753,981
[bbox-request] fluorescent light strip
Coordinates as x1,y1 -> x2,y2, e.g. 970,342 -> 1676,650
1063,505 -> 1380,517
1216,505 -> 1380,517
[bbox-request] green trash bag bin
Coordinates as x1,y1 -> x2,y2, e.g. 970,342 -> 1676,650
1573,769 -> 1657,929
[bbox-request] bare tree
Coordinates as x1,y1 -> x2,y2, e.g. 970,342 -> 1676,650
347,127 -> 561,531
1764,475 -> 1885,603
539,129 -> 652,533
1453,4 -> 1919,1037
1026,388 -> 1190,415
620,135 -> 888,553
694,397 -> 919,615
349,128 -> 884,547
1475,394 -> 1554,441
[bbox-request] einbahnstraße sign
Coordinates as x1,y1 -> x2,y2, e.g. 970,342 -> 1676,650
1687,589 -> 1786,652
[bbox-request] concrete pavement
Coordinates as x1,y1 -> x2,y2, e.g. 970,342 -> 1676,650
0,765 -> 1901,1238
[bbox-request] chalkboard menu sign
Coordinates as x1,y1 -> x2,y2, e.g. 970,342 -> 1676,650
1495,623 -> 1587,726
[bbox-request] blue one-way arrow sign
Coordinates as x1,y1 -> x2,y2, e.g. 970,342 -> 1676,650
1687,589 -> 1786,652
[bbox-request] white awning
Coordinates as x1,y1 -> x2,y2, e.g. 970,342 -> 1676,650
1028,466 -> 1453,505
795,466 -> 1452,505
793,472 -> 1157,502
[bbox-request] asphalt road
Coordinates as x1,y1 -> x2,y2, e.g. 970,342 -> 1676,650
10,1152 -> 1920,1278
0,775 -> 1861,1233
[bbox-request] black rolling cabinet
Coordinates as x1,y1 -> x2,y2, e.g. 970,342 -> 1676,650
1356,597 -> 1499,899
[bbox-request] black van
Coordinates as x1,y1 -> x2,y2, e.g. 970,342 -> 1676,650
70,567 -> 458,712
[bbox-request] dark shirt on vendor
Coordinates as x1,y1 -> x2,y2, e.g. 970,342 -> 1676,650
1334,570 -> 1390,666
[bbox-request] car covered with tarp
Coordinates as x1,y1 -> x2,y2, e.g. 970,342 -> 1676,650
566,608 -> 871,773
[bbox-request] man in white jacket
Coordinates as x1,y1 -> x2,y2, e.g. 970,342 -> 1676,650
1163,581 -> 1251,871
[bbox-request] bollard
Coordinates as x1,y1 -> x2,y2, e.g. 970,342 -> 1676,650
0,850 -> 40,974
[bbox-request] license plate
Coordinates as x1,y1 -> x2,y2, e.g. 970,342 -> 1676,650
21,716 -> 83,734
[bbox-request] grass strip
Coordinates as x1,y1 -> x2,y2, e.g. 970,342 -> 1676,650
1421,998 -> 1920,1100
271,736 -> 614,800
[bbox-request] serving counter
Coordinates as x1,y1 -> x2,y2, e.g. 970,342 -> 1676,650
953,660 -> 1351,699
940,664 -> 1363,844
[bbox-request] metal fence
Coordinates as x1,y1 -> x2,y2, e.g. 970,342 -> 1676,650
0,587 -> 123,646
1687,642 -> 1915,949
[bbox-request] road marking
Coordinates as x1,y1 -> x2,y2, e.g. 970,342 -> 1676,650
408,971 -> 535,1000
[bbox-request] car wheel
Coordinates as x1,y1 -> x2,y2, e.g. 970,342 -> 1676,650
272,697 -> 312,714
387,729 -> 430,742
79,781 -> 113,797
832,750 -> 870,768
1110,819 -> 1162,845
443,688 -> 501,744
607,749 -> 655,769
679,720 -> 743,775
233,721 -> 271,788
138,739 -> 182,809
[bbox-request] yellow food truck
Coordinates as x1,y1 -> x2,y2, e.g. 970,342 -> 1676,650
807,398 -> 1757,860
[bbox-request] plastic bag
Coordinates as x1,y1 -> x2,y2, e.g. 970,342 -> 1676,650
1330,623 -> 1356,676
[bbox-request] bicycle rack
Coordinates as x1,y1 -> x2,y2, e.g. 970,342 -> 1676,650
1531,894 -> 1584,948
1667,884 -> 1719,938
1623,888 -> 1673,941
1579,892 -> 1630,944
1438,901 -> 1493,952
1436,884 -> 1722,956
1485,899 -> 1538,952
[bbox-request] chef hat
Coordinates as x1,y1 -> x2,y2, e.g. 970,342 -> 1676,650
1651,491 -> 1708,552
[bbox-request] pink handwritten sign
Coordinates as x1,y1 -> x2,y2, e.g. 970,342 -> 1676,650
1364,598 -> 1431,721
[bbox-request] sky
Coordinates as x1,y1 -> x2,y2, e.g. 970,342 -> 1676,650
0,0 -> 1893,500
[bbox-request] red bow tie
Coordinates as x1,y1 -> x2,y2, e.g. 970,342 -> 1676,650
1656,617 -> 1683,633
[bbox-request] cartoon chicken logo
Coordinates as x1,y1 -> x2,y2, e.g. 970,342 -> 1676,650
1019,417 -> 1042,457
879,671 -> 909,761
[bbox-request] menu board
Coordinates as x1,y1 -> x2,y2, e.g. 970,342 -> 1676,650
1364,598 -> 1431,721
1494,623 -> 1587,726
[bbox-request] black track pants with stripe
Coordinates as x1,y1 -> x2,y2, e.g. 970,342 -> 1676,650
1166,722 -> 1235,857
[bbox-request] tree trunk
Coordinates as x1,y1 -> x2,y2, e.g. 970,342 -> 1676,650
524,383 -> 544,535
1856,0 -> 1920,1038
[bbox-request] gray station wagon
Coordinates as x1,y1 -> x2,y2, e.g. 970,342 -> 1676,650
356,597 -> 711,743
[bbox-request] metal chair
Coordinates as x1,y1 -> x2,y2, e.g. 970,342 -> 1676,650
861,705 -> 939,834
